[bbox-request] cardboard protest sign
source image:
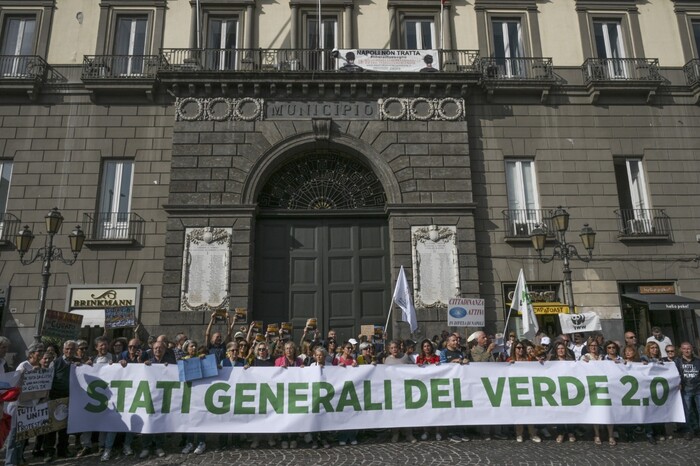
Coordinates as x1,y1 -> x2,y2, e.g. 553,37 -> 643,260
105,306 -> 136,329
42,309 -> 83,340
16,398 -> 69,441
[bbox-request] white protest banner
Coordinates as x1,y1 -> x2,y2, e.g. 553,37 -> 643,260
447,298 -> 485,327
559,312 -> 602,334
69,362 -> 683,434
337,49 -> 440,72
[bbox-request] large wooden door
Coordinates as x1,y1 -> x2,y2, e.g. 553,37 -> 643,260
254,218 -> 389,344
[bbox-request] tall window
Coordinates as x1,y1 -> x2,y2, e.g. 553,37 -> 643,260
405,18 -> 435,49
113,15 -> 147,75
306,16 -> 337,70
615,159 -> 652,233
1,15 -> 36,76
492,19 -> 524,77
207,17 -> 237,70
0,162 -> 12,239
593,20 -> 627,78
693,21 -> 700,57
505,160 -> 540,235
98,161 -> 134,240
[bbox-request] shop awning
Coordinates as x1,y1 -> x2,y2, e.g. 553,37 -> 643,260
622,293 -> 700,311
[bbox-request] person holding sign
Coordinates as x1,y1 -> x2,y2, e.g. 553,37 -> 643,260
4,343 -> 44,466
205,311 -> 229,365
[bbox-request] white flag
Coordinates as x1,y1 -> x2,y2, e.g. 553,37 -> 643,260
393,266 -> 418,333
511,269 -> 539,338
558,312 -> 602,334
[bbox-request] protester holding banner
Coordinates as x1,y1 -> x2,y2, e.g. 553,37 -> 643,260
324,339 -> 340,366
384,340 -> 416,443
119,339 -> 144,365
139,341 -> 169,459
676,342 -> 700,440
603,341 -> 623,363
549,341 -> 577,443
469,331 -> 495,363
42,340 -> 75,462
337,342 -> 358,367
4,343 -> 44,466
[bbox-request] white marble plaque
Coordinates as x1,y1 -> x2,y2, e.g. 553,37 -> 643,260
411,225 -> 460,309
181,227 -> 232,312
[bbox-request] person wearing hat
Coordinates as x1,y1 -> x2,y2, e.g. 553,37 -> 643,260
469,331 -> 495,362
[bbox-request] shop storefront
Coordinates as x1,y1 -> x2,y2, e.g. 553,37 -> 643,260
66,285 -> 141,342
620,283 -> 700,347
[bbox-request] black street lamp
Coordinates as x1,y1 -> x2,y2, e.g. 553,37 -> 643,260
15,207 -> 85,344
529,206 -> 596,313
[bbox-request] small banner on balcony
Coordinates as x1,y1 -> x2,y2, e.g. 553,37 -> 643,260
336,49 -> 440,72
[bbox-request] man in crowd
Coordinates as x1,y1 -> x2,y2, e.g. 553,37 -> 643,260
43,340 -> 76,462
140,341 -> 171,458
624,331 -> 644,356
470,331 -> 495,362
172,333 -> 188,360
205,312 -> 227,364
676,342 -> 700,440
647,326 -> 673,358
440,333 -> 468,364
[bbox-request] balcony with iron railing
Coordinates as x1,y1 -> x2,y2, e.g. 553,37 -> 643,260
158,48 -> 480,74
83,212 -> 145,246
502,209 -> 556,240
0,213 -> 21,246
82,55 -> 161,79
684,58 -> 700,90
614,209 -> 671,240
582,58 -> 662,103
0,55 -> 50,97
480,57 -> 554,81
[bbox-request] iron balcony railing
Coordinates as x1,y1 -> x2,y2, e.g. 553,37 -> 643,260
479,57 -> 554,81
683,59 -> 700,87
0,55 -> 48,80
82,55 -> 161,79
502,209 -> 556,238
0,213 -> 21,243
159,48 -> 480,73
83,211 -> 145,243
582,58 -> 661,83
614,209 -> 671,238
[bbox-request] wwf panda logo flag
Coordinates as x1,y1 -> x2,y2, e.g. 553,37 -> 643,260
558,311 -> 602,333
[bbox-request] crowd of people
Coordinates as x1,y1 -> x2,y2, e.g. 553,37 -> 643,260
1,315 -> 699,465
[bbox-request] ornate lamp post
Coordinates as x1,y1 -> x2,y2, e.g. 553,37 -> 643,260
15,207 -> 85,344
529,206 -> 596,313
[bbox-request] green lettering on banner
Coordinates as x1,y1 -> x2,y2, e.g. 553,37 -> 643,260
650,377 -> 670,406
182,382 -> 192,413
430,379 -> 451,409
206,382 -> 231,415
587,376 -> 611,406
233,383 -> 255,414
110,380 -> 133,412
259,383 -> 284,414
532,377 -> 558,407
452,379 -> 473,408
129,381 -> 155,414
384,380 -> 393,409
288,383 -> 309,414
336,381 -> 361,412
620,375 -> 641,406
509,377 -> 531,407
559,376 -> 585,406
363,380 -> 382,411
481,377 -> 505,407
156,381 -> 180,413
404,380 -> 427,409
85,380 -> 109,413
311,382 -> 335,413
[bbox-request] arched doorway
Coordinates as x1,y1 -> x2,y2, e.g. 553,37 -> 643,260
253,151 -> 390,344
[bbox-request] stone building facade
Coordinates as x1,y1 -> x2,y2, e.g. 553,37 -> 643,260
1,0 -> 700,358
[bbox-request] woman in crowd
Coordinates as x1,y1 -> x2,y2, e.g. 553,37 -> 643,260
337,341 -> 358,367
549,341 -> 577,443
593,340 -> 624,446
384,340 -> 416,443
275,341 -> 303,369
181,341 -> 207,455
623,344 -> 640,363
416,339 -> 441,441
222,341 -> 246,367
581,340 -> 615,445
325,339 -> 339,365
356,342 -> 375,364
307,348 -> 332,448
508,341 -> 541,443
641,341 -> 664,444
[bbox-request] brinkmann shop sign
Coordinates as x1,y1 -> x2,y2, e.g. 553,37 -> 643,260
70,288 -> 137,309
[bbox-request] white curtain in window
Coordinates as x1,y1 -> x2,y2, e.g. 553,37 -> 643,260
114,16 -> 147,75
99,161 -> 134,239
506,160 -> 540,226
405,19 -> 435,50
594,21 -> 627,78
1,16 -> 36,76
625,159 -> 650,218
208,17 -> 238,70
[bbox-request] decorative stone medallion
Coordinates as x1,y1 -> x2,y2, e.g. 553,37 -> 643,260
175,97 -> 264,121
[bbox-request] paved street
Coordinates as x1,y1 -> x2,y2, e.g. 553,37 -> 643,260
16,430 -> 700,466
